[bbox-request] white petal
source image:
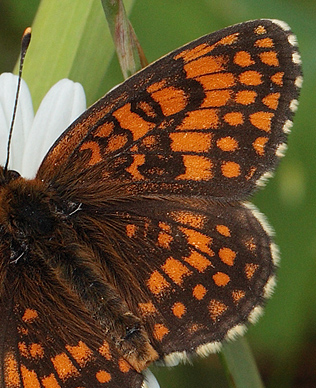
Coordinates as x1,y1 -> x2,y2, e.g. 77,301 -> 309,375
0,73 -> 34,168
21,79 -> 86,178
142,369 -> 160,388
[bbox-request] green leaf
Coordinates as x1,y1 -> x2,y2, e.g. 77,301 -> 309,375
18,0 -> 135,110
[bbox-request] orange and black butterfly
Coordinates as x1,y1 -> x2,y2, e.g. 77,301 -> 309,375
0,19 -> 302,387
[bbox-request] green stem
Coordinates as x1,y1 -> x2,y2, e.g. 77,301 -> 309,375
101,0 -> 147,79
219,337 -> 265,388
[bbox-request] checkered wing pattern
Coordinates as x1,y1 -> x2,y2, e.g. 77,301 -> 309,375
39,19 -> 301,201
0,19 -> 301,388
0,261 -> 142,387
105,197 -> 278,360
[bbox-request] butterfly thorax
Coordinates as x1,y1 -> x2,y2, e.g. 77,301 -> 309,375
0,171 -> 66,263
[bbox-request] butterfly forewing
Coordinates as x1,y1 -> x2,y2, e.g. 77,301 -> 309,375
1,19 -> 302,388
38,19 -> 301,201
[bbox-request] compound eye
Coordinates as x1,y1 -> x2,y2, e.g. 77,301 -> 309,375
7,170 -> 21,182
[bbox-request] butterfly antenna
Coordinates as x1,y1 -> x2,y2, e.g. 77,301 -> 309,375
4,27 -> 32,173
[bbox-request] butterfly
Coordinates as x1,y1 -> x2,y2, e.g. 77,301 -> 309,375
0,19 -> 302,387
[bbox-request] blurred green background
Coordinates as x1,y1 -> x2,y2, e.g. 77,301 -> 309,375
0,0 -> 315,387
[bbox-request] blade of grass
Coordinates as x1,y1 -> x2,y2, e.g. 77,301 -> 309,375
101,0 -> 147,79
17,0 -> 136,109
219,337 -> 265,388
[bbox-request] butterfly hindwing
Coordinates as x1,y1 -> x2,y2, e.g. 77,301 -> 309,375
74,196 -> 276,361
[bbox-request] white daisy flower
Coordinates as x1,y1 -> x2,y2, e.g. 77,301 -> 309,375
0,72 -> 86,178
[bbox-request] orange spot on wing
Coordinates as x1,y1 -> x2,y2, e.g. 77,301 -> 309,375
80,141 -> 102,166
184,55 -> 227,78
66,341 -> 93,368
126,154 -> 145,180
21,365 -> 41,388
221,161 -> 241,178
176,155 -> 213,181
153,324 -> 169,341
184,250 -> 212,272
262,92 -> 280,110
172,302 -> 186,318
138,302 -> 157,317
41,374 -> 61,388
254,25 -> 267,35
126,224 -> 137,238
96,370 -> 111,383
239,70 -> 262,85
253,137 -> 269,156
29,343 -> 44,359
234,51 -> 255,67
157,231 -> 173,248
159,222 -> 171,232
106,134 -> 128,152
217,136 -> 239,152
255,38 -> 274,48
22,309 -> 38,323
235,90 -> 257,105
177,109 -> 219,130
170,132 -> 212,152
17,326 -> 28,336
147,271 -> 171,295
94,121 -> 114,138
161,258 -> 192,285
209,300 -> 228,321
142,135 -> 157,149
196,72 -> 235,90
245,166 -> 257,180
51,353 -> 79,380
4,352 -> 20,387
138,100 -> 156,118
245,263 -> 259,279
232,290 -> 246,303
174,43 -> 214,61
218,33 -> 239,45
223,112 -> 244,126
213,272 -> 230,286
112,103 -> 155,140
271,72 -> 284,86
180,227 -> 214,256
245,237 -> 256,252
216,224 -> 231,237
193,284 -> 207,300
18,342 -> 28,358
201,90 -> 232,107
259,51 -> 279,66
118,359 -> 131,373
171,211 -> 205,229
150,86 -> 187,116
219,247 -> 236,266
250,112 -> 274,132
99,341 -> 112,360
147,80 -> 166,93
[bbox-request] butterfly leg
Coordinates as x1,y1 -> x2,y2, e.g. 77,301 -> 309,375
56,246 -> 158,371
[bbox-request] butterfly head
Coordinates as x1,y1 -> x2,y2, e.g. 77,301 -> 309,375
0,167 -> 21,186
